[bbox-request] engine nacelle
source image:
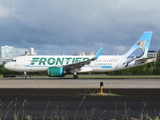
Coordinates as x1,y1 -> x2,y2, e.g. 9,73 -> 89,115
48,66 -> 64,77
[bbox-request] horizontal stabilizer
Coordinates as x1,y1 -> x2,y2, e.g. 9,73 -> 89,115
135,57 -> 156,65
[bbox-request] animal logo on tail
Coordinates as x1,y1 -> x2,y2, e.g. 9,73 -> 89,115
123,40 -> 148,67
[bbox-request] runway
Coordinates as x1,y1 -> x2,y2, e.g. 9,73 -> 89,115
0,78 -> 160,89
0,78 -> 160,119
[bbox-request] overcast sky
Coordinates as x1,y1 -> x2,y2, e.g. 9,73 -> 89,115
0,0 -> 159,56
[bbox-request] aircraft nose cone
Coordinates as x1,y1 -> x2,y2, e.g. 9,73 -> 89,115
4,63 -> 10,70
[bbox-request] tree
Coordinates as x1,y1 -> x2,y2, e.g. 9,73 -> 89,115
153,50 -> 160,74
0,64 -> 13,75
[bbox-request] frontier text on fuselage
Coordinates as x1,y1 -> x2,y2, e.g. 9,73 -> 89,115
31,57 -> 89,65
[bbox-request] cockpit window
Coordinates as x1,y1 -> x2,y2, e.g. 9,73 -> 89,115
11,60 -> 16,62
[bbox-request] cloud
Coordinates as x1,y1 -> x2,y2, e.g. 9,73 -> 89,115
0,0 -> 159,56
113,46 -> 127,55
14,47 -> 28,56
0,5 -> 12,18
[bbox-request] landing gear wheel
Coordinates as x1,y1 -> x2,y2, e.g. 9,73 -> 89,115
73,75 -> 78,79
23,76 -> 27,79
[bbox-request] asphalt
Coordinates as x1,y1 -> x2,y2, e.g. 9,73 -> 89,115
0,78 -> 160,89
0,78 -> 160,119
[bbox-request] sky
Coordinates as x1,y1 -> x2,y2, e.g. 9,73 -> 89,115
0,0 -> 160,56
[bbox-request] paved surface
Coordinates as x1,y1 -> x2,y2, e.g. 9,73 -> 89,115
0,78 -> 160,89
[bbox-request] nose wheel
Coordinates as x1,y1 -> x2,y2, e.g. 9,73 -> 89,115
23,72 -> 27,79
73,75 -> 78,79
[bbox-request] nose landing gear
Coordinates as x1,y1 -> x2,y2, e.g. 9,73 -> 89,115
23,72 -> 27,79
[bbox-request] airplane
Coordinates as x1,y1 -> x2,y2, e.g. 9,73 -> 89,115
4,31 -> 153,79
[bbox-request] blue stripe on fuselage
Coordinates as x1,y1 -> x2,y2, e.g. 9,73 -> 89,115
101,66 -> 112,68
85,65 -> 112,68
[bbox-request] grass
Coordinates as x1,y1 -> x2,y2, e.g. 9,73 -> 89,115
14,74 -> 160,79
0,98 -> 106,120
0,99 -> 160,120
78,89 -> 121,96
65,74 -> 160,79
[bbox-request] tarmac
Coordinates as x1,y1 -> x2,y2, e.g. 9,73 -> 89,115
0,78 -> 160,89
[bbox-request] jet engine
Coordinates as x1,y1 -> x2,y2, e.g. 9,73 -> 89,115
47,66 -> 64,77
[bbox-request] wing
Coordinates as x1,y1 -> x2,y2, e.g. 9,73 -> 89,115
63,48 -> 103,72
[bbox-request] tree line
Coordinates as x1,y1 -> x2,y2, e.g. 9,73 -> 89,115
0,50 -> 160,75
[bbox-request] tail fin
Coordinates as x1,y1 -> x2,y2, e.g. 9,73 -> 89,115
123,31 -> 153,67
125,31 -> 152,57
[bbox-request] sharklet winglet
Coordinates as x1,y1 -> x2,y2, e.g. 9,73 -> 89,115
94,48 -> 103,59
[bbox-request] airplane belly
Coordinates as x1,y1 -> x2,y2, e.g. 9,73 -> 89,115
79,67 -> 93,72
13,65 -> 30,72
86,65 -> 114,72
12,65 -> 46,72
28,65 -> 47,72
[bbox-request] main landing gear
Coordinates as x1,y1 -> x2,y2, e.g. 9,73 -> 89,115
73,73 -> 78,79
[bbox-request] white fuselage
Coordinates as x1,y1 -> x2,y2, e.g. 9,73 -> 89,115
4,55 -> 126,73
